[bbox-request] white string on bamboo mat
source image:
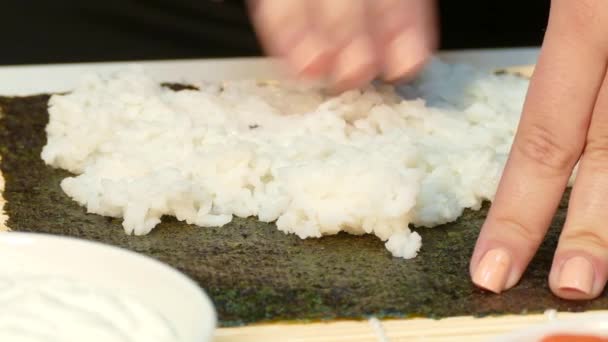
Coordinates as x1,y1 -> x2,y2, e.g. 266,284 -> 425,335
369,317 -> 390,342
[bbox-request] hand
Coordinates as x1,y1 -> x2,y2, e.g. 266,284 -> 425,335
247,0 -> 437,92
470,0 -> 608,300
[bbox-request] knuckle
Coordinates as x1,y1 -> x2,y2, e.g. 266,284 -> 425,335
560,228 -> 608,251
583,136 -> 608,172
494,216 -> 547,244
515,123 -> 579,173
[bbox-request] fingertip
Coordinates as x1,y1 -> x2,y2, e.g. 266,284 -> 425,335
382,32 -> 432,82
470,229 -> 533,294
329,36 -> 378,92
286,34 -> 333,80
471,247 -> 513,294
549,252 -> 606,300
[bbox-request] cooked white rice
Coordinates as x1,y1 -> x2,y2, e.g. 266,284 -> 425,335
41,58 -> 530,259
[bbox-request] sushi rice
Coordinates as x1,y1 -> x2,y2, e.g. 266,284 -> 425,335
41,58 -> 531,259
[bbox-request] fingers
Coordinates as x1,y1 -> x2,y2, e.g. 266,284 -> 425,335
313,0 -> 377,91
549,70 -> 608,300
369,0 -> 437,82
248,0 -> 438,91
248,0 -> 332,78
470,0 -> 608,294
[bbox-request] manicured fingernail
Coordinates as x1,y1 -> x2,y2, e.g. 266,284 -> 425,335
472,248 -> 512,294
332,36 -> 376,90
558,256 -> 594,295
384,32 -> 428,81
289,35 -> 329,78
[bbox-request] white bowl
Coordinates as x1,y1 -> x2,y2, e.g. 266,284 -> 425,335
492,313 -> 608,342
0,232 -> 216,341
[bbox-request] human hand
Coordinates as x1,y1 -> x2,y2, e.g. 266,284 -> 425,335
471,0 -> 608,300
247,0 -> 437,92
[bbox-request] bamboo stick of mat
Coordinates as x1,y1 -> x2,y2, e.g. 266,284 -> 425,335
215,310 -> 608,342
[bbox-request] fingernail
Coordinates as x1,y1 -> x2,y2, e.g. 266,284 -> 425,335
384,32 -> 429,81
472,248 -> 512,294
289,35 -> 329,78
558,256 -> 594,295
332,36 -> 376,89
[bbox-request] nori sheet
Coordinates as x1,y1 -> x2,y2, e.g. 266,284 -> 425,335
0,93 -> 605,327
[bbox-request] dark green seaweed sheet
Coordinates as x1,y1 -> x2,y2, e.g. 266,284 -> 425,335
0,94 -> 605,327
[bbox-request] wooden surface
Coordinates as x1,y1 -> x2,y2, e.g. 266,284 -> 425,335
214,311 -> 608,341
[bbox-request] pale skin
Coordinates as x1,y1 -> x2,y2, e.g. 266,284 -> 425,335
248,0 -> 608,300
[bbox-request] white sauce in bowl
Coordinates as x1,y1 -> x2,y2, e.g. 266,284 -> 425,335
0,275 -> 179,342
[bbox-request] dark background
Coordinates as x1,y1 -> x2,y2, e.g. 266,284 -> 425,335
1,1 -> 550,65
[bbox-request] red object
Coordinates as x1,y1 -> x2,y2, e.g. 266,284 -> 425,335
541,334 -> 608,342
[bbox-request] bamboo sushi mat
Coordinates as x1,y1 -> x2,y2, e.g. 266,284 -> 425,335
214,310 -> 607,341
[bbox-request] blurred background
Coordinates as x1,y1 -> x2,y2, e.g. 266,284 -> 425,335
2,0 -> 550,65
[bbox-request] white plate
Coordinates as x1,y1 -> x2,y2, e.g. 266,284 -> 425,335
0,47 -> 539,96
0,232 -> 216,342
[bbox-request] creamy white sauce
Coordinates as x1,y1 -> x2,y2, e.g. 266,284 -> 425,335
0,276 -> 179,342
